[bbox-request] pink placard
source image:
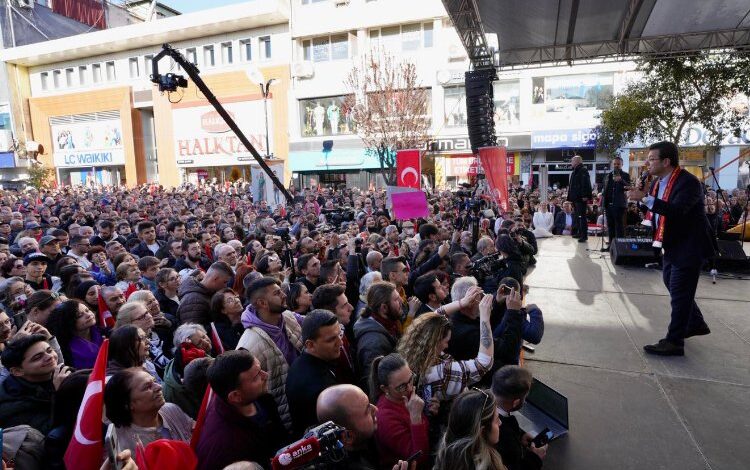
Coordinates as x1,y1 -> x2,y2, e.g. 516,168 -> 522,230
391,190 -> 429,220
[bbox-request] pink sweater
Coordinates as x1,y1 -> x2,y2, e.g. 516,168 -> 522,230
374,394 -> 430,469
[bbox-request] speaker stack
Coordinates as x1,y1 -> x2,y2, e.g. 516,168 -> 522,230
611,238 -> 659,266
465,68 -> 498,153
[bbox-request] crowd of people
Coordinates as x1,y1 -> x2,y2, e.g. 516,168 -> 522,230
0,169 -> 745,470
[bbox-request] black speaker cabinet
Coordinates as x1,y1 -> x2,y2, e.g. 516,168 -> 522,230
611,238 -> 658,266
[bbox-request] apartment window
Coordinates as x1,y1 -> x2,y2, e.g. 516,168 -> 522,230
53,70 -> 61,88
41,72 -> 49,90
186,47 -> 197,65
259,36 -> 271,60
65,68 -> 74,87
129,57 -> 140,78
423,22 -> 433,47
304,33 -> 350,62
203,45 -> 215,67
92,64 -> 102,83
444,86 -> 467,127
78,66 -> 88,85
370,23 -> 434,52
144,55 -> 154,77
106,61 -> 116,81
240,39 -> 252,61
221,42 -> 233,64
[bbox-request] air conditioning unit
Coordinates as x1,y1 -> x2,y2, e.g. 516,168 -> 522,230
292,61 -> 314,79
17,0 -> 34,9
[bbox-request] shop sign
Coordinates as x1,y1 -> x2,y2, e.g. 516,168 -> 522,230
173,99 -> 272,167
681,125 -> 750,147
425,136 -> 509,153
531,128 -> 597,149
51,119 -> 125,168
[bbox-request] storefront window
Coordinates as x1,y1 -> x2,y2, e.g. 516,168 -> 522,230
299,96 -> 355,137
444,86 -> 466,128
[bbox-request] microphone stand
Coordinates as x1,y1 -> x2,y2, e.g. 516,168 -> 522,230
708,167 -> 730,283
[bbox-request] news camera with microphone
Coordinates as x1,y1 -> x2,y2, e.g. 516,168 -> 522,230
271,421 -> 346,470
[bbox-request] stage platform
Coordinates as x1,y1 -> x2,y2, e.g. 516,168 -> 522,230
523,236 -> 750,470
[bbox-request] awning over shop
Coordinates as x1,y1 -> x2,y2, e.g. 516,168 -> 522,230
289,148 -> 382,172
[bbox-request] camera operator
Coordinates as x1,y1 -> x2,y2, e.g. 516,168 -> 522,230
495,234 -> 526,287
494,277 -> 544,364
315,384 -> 416,470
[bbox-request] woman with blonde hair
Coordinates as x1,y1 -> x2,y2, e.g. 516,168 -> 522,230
434,388 -> 505,470
397,292 -> 493,401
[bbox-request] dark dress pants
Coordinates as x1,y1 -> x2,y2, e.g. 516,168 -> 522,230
574,201 -> 588,239
605,206 -> 625,242
662,259 -> 707,346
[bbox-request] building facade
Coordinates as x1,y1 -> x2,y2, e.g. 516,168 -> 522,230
1,0 -> 292,187
1,0 -> 747,191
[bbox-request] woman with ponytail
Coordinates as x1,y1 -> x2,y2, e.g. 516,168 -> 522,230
434,388 -> 506,470
369,353 -> 431,469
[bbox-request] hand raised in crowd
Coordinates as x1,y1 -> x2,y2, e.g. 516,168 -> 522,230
407,296 -> 421,318
403,390 -> 425,424
478,293 -> 493,320
16,321 -> 52,341
528,440 -> 548,460
391,461 -> 417,470
506,287 -> 523,311
437,240 -> 450,258
100,449 -> 138,470
52,364 -> 73,391
460,285 -> 484,309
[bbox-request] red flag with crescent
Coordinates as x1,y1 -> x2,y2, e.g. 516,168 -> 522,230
396,149 -> 421,189
64,339 -> 109,470
478,146 -> 509,212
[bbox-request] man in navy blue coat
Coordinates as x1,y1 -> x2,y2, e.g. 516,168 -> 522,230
627,141 -> 716,356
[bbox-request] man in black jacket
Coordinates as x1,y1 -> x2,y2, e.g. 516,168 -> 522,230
446,276 -> 524,383
627,141 -> 716,356
602,156 -> 631,245
491,366 -> 547,470
130,221 -> 166,259
286,310 -> 342,436
566,155 -> 592,242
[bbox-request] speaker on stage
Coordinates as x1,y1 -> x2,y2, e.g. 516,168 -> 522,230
714,239 -> 748,267
465,68 -> 497,152
611,238 -> 659,265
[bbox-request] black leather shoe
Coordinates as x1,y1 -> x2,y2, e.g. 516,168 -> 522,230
578,238 -> 588,243
644,339 -> 684,356
684,325 -> 711,339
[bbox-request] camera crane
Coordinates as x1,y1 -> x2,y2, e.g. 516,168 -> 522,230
149,43 -> 293,204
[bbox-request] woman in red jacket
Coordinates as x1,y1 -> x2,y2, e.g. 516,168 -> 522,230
369,353 -> 432,469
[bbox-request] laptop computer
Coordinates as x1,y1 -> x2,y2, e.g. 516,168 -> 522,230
514,378 -> 569,440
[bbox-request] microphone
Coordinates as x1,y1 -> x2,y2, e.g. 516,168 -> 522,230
709,167 -> 715,172
637,170 -> 650,190
272,437 -> 321,470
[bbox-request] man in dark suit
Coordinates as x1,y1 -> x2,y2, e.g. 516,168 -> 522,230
627,141 -> 716,356
566,156 -> 592,243
553,202 -> 575,236
601,156 -> 631,245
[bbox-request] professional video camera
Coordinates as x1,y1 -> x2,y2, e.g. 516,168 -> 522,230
320,207 -> 355,228
271,421 -> 346,470
275,227 -> 291,242
469,252 -> 507,285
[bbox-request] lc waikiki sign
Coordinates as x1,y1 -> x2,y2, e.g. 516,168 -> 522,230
51,119 -> 126,168
172,98 -> 272,168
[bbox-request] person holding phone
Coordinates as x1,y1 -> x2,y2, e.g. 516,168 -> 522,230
491,366 -> 548,470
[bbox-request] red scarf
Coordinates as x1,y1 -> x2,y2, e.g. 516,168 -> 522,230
649,166 -> 682,248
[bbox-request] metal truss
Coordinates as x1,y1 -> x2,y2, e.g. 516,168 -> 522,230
442,0 -> 750,71
495,28 -> 750,70
441,0 -> 494,69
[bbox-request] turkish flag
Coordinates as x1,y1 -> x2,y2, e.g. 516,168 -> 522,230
396,149 -> 421,189
210,322 -> 225,355
97,291 -> 114,328
64,339 -> 109,470
478,146 -> 509,212
190,386 -> 215,450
